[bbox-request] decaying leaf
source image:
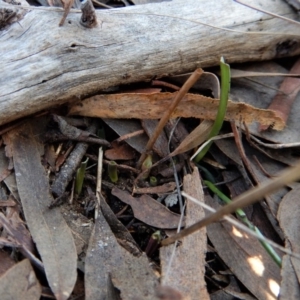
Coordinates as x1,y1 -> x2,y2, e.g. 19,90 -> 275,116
160,167 -> 209,299
170,120 -> 213,157
0,208 -> 35,255
112,187 -> 183,229
0,259 -> 41,300
103,119 -> 148,154
69,92 -> 285,130
85,205 -> 159,300
259,58 -> 300,131
8,120 -> 77,300
0,250 -> 15,276
142,119 -> 169,157
205,196 -> 281,300
133,182 -> 177,195
278,185 -> 300,289
280,253 -> 300,300
232,61 -> 300,143
105,141 -> 136,161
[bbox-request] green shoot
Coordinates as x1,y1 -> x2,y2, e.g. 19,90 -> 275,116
108,161 -> 118,183
75,157 -> 89,196
194,57 -> 230,162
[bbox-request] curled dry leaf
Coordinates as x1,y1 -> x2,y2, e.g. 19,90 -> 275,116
68,92 -> 285,130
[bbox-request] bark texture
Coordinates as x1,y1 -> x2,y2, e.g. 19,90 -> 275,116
1,0 -> 300,125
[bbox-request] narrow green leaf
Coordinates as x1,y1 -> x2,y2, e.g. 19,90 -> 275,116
194,57 -> 230,162
75,157 -> 89,195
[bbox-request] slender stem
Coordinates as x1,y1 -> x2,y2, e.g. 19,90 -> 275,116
137,68 -> 203,167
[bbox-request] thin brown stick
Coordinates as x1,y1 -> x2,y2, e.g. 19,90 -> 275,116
137,68 -> 203,167
252,155 -> 274,178
230,121 -> 255,179
151,80 -> 180,91
115,129 -> 145,143
161,159 -> 300,246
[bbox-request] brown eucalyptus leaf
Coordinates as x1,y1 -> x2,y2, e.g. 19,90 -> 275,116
0,259 -> 41,300
103,119 -> 148,154
160,167 -> 209,299
206,196 -> 281,300
142,119 -> 169,157
0,209 -> 35,254
8,120 -> 77,300
280,249 -> 300,300
170,120 -> 213,156
169,71 -> 220,98
85,207 -> 159,300
112,187 -> 183,229
0,251 -> 15,276
278,186 -> 300,284
69,92 -> 285,130
105,141 -> 136,161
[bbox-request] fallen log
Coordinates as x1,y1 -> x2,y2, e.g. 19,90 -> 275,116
1,0 -> 300,126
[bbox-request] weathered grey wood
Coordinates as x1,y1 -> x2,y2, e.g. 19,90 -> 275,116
1,0 -> 300,126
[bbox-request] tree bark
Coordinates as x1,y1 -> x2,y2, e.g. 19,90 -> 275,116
1,0 -> 300,126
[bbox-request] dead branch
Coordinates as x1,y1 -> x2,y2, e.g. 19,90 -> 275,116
1,0 -> 300,126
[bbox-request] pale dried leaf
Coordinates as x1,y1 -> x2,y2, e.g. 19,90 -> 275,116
69,92 -> 285,130
160,167 -> 209,299
206,196 -> 281,300
169,71 -> 220,98
0,251 -> 15,276
85,207 -> 159,300
170,120 -> 213,156
0,259 -> 41,300
8,120 -> 77,300
280,248 -> 300,300
278,186 -> 300,284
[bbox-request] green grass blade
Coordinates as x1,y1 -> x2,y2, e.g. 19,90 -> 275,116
75,157 -> 89,196
194,57 -> 231,162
